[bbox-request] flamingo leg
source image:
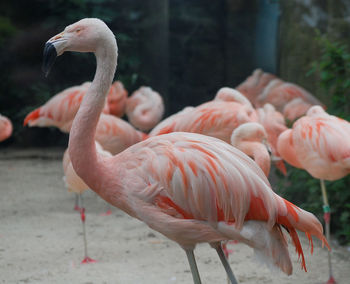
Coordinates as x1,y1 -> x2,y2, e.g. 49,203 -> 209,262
74,193 -> 81,211
185,249 -> 202,284
78,194 -> 96,264
212,242 -> 238,284
320,179 -> 336,284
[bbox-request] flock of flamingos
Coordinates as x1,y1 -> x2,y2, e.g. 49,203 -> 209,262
1,18 -> 349,284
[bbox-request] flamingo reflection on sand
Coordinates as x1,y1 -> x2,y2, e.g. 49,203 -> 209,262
43,18 -> 329,284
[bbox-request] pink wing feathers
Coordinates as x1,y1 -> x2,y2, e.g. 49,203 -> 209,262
95,113 -> 147,155
0,114 -> 13,142
291,107 -> 350,180
117,132 -> 328,274
150,101 -> 258,143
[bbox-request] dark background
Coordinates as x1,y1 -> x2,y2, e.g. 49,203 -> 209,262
0,0 -> 349,147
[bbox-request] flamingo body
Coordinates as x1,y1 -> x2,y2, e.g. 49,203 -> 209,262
278,106 -> 350,180
150,101 -> 258,143
106,81 -> 128,117
0,114 -> 12,142
45,18 -> 329,281
126,86 -> 164,131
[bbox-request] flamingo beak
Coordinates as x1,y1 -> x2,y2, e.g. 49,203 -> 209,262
42,32 -> 67,77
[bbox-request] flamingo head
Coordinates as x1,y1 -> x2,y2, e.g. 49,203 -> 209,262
43,18 -> 116,76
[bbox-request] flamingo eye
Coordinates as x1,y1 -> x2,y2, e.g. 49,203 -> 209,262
76,28 -> 81,33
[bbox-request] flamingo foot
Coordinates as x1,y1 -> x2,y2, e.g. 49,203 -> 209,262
326,276 -> 336,284
81,256 -> 97,264
100,209 -> 112,216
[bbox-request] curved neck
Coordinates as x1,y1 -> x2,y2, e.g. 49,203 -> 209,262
68,41 -> 118,190
236,142 -> 271,177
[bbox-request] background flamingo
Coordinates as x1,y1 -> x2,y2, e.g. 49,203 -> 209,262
0,114 -> 13,142
106,81 -> 128,117
23,80 -> 126,132
277,105 -> 350,284
44,18 -> 329,284
125,86 -> 164,132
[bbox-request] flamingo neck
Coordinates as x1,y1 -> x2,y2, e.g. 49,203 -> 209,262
236,142 -> 271,177
69,40 -> 118,190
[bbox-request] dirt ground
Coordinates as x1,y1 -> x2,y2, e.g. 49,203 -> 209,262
0,148 -> 350,284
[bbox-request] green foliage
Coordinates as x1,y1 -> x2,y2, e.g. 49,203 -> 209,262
278,34 -> 350,245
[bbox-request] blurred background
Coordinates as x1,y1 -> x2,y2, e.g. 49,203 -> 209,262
0,0 -> 349,243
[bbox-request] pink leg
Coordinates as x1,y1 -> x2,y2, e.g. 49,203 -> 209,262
74,194 -> 81,211
78,194 -> 96,264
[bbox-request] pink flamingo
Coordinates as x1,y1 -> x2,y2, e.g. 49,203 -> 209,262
214,87 -> 253,107
23,80 -> 126,131
150,100 -> 258,143
0,114 -> 12,142
230,122 -> 271,177
63,142 -> 112,263
256,79 -> 323,112
256,104 -> 288,175
282,98 -> 313,122
125,86 -> 164,132
236,69 -> 276,104
106,81 -> 128,117
44,18 -> 329,283
277,105 -> 350,284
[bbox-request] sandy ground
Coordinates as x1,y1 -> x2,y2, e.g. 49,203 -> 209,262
1,148 -> 350,284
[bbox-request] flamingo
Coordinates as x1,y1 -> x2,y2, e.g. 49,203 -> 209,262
235,69 -> 276,104
230,122 -> 271,177
277,105 -> 350,284
106,81 -> 128,117
150,100 -> 258,143
23,80 -> 126,131
63,142 -> 112,263
282,98 -> 313,122
256,104 -> 288,175
43,18 -> 329,284
125,86 -> 164,132
0,114 -> 12,142
214,87 -> 253,107
256,79 -> 323,112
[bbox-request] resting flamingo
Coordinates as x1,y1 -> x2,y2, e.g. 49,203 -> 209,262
43,18 -> 329,284
277,105 -> 350,284
235,69 -> 276,104
0,114 -> 12,142
23,80 -> 127,131
63,142 -> 112,263
282,98 -> 313,122
125,86 -> 164,132
256,79 -> 323,113
106,81 -> 128,117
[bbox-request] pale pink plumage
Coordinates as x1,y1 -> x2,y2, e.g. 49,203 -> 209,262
95,114 -> 147,155
236,69 -> 277,104
0,114 -> 12,142
106,81 -> 128,117
150,101 -> 258,143
283,98 -> 313,121
214,87 -> 253,107
47,18 -> 328,281
125,86 -> 164,131
231,122 -> 271,177
257,104 -> 288,175
278,106 -> 350,181
256,79 -> 323,112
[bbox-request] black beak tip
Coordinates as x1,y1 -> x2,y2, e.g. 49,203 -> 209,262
42,42 -> 57,77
